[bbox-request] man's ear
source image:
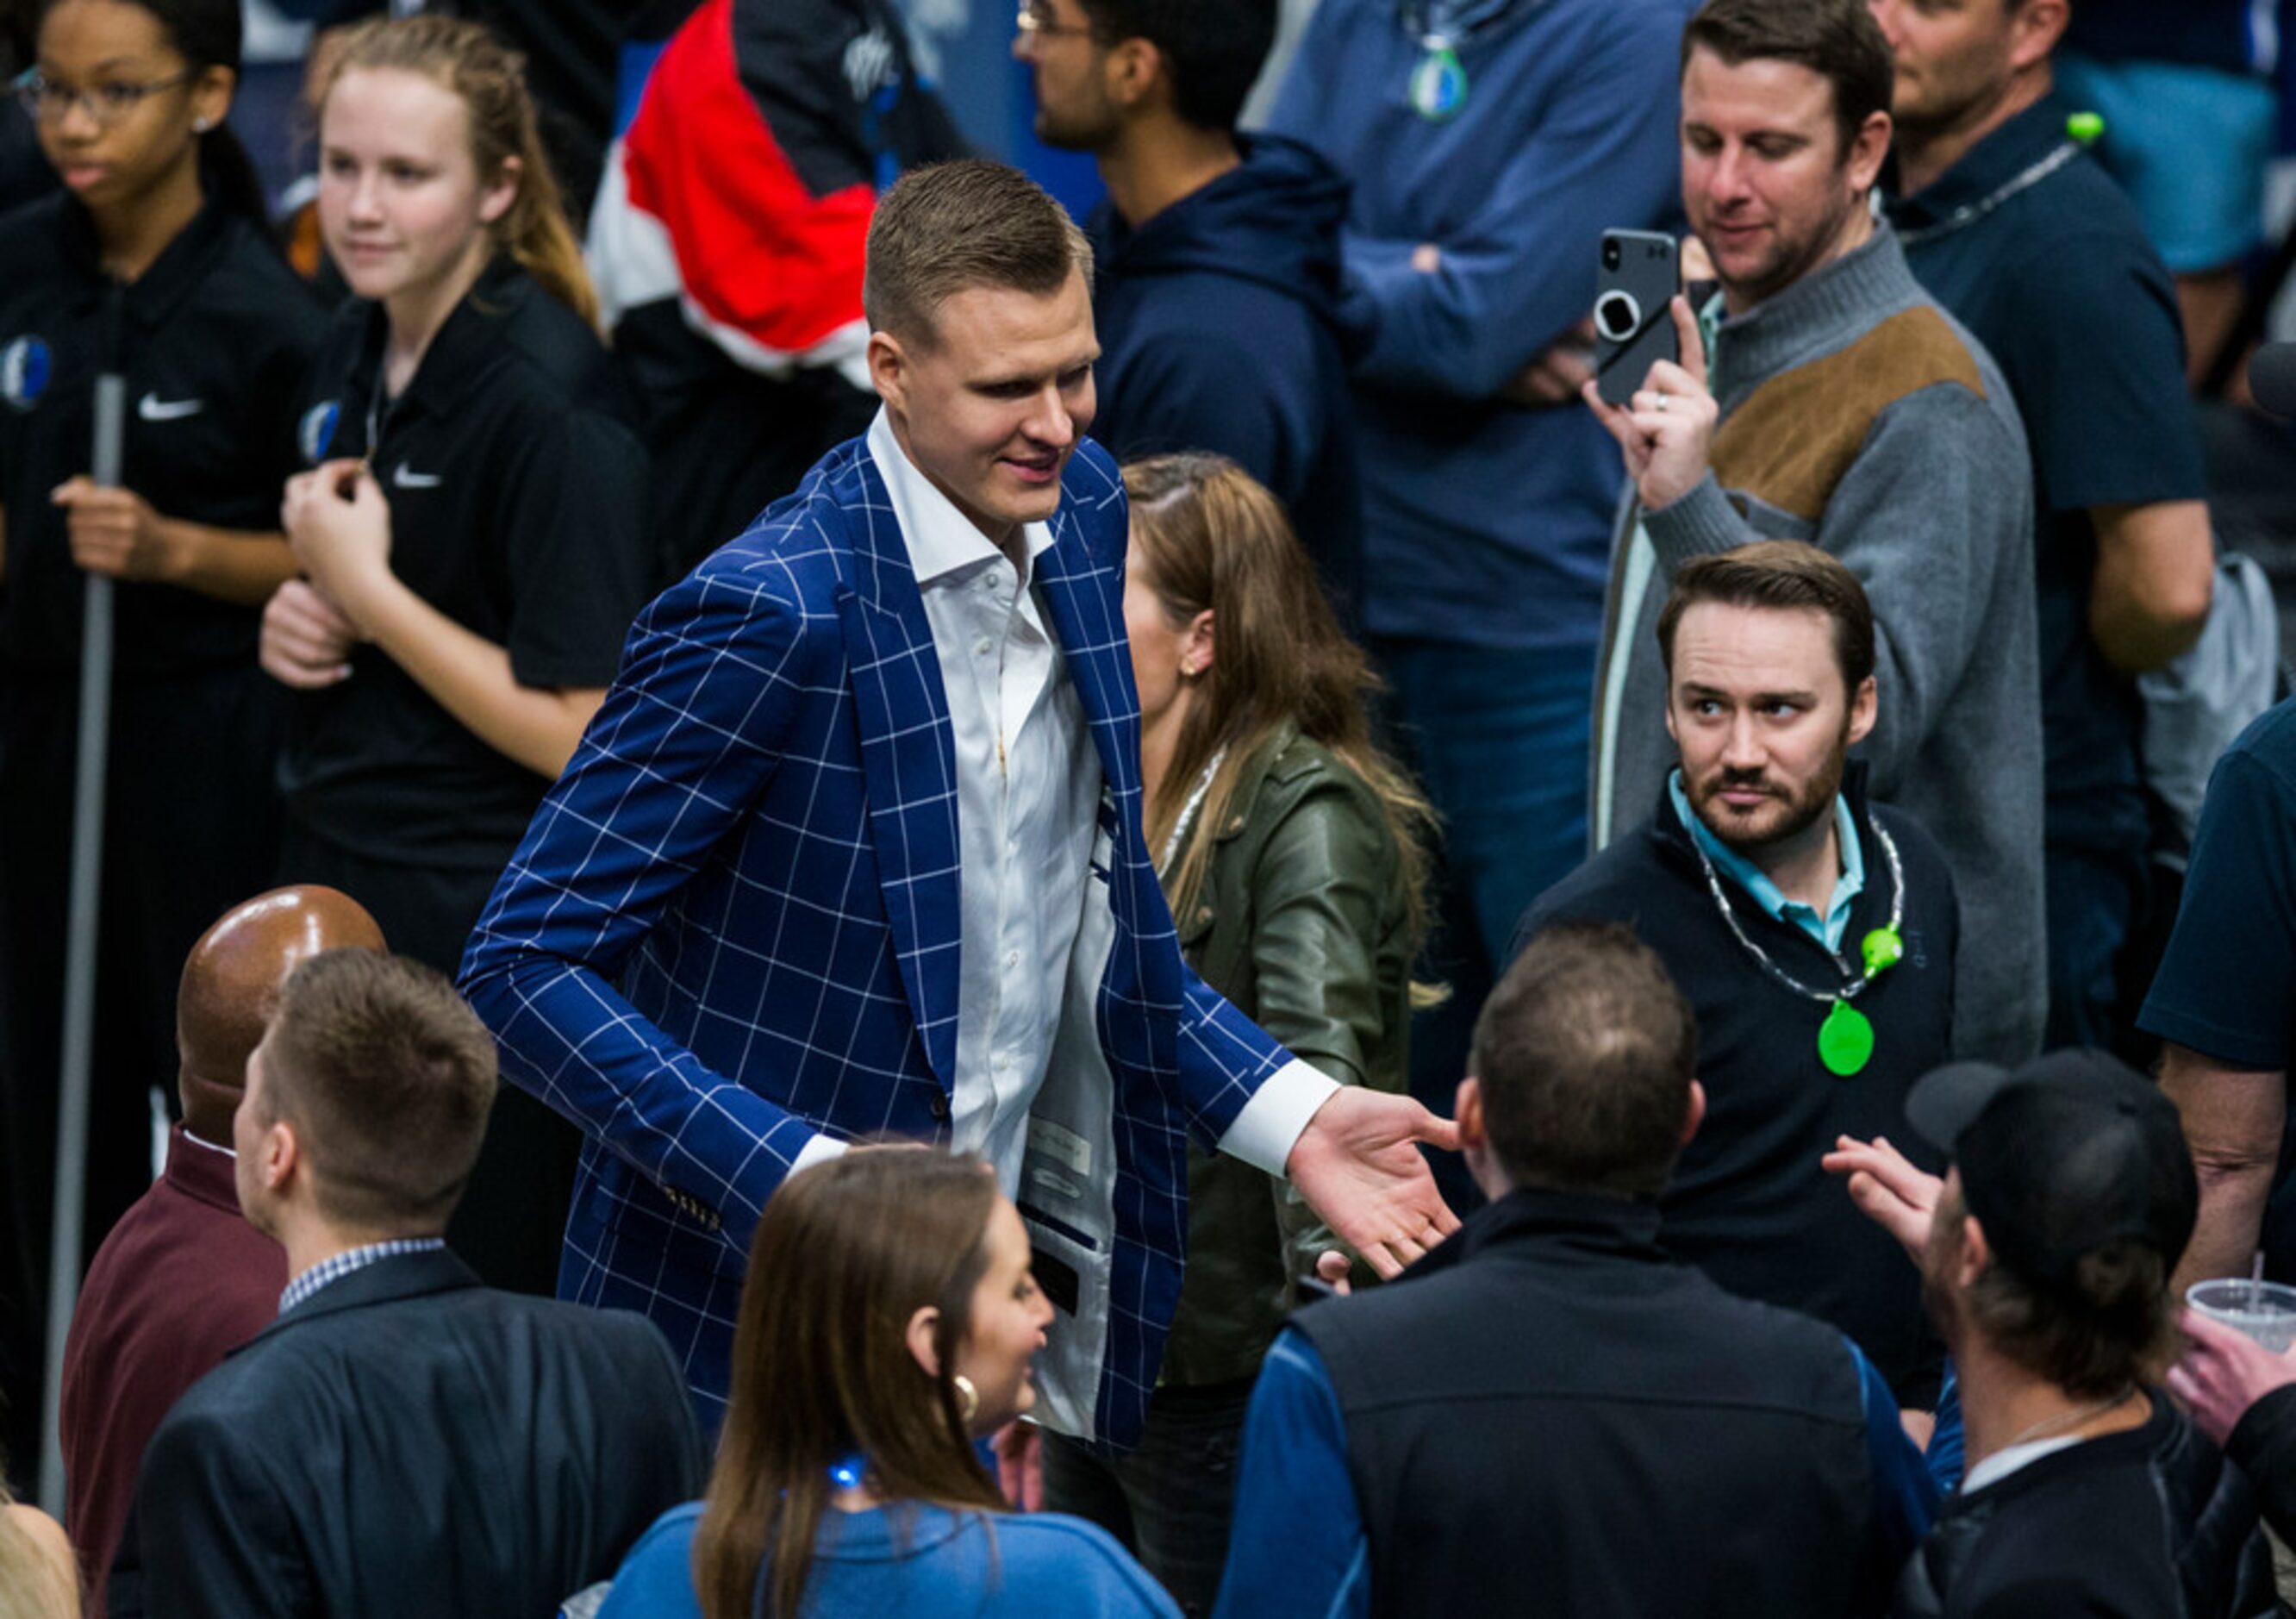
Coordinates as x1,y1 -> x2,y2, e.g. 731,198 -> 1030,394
1107,37 -> 1164,112
1847,109 -> 1894,197
867,330 -> 908,416
261,1117 -> 299,1194
904,1304 -> 944,1381
1454,1077 -> 1486,1153
2009,0 -> 2070,72
1681,1079 -> 1706,1148
1956,1212 -> 1991,1290
1845,674 -> 1878,748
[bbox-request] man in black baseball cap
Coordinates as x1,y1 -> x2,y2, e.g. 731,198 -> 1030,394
1826,1050 -> 2273,1616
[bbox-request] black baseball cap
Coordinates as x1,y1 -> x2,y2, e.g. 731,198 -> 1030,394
1905,1048 -> 2197,1296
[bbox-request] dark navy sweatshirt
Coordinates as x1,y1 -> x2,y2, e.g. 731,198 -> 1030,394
1089,134 -> 1363,623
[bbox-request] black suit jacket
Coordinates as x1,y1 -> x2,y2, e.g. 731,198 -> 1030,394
111,1248 -> 704,1617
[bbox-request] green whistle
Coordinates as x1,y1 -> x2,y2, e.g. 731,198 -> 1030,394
2068,110 -> 2105,145
1861,927 -> 1905,978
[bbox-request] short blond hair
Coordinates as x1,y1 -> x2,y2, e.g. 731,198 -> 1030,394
863,160 -> 1091,347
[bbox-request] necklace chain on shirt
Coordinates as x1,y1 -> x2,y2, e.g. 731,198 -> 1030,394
1684,811 -> 1904,1005
2000,1385 -> 2137,1452
1894,141 -> 2083,248
1158,747 -> 1229,875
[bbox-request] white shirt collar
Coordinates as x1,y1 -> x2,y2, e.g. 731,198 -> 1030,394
1961,1434 -> 2086,1495
866,408 -> 1055,587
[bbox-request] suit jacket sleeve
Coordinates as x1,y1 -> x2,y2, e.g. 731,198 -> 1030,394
458,552 -> 829,1259
128,1408 -> 308,1619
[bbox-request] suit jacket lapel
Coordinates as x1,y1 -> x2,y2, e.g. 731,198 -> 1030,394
834,455 -> 963,1088
1033,517 -> 1139,805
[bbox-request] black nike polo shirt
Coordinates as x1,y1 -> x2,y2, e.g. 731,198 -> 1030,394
282,257 -> 655,870
0,194 -> 327,677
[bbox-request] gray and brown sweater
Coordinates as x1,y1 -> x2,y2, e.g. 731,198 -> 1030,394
1589,223 -> 2043,1063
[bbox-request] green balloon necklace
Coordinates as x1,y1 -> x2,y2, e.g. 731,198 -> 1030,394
1687,818 -> 1906,1078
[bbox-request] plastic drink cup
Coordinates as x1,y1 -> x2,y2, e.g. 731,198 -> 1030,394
2187,1278 -> 2296,1352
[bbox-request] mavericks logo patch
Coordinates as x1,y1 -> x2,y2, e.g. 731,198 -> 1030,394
299,399 -> 341,465
1,336 -> 52,412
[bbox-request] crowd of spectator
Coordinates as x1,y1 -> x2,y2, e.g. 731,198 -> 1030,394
3,0 -> 2296,1613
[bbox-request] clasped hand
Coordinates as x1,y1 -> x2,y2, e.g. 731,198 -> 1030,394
261,460 -> 392,690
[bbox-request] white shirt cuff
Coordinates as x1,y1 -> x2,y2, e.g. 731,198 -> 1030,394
791,1131 -> 851,1177
1217,1060 -> 1339,1178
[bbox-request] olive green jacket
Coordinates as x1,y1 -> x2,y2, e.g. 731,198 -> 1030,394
1157,724 -> 1413,1388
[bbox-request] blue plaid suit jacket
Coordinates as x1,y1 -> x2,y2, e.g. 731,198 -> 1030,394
459,435 -> 1292,1447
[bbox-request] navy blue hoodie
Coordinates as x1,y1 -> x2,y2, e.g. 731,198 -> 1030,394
1089,134 -> 1362,623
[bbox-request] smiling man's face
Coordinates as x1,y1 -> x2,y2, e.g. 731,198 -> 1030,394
870,268 -> 1100,547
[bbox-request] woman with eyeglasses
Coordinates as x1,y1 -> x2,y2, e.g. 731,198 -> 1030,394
596,1151 -> 1179,1619
0,0 -> 324,1335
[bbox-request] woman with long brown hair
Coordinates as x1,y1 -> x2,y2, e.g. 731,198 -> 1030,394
257,13 -> 655,1293
596,1152 -> 1177,1619
1037,452 -> 1435,1613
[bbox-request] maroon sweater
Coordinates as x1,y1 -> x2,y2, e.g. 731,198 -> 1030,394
59,1126 -> 284,1610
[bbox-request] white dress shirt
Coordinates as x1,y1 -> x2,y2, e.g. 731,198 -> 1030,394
794,413 -> 1332,1188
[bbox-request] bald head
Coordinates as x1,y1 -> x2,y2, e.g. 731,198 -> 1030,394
177,887 -> 385,1143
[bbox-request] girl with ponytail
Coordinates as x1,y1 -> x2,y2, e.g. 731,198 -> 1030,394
261,13 -> 654,1295
0,0 -> 328,1424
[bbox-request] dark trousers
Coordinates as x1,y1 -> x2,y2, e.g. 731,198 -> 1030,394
2043,844 -> 2143,1053
1039,1380 -> 1257,1618
275,818 -> 580,1298
0,664 -> 284,1485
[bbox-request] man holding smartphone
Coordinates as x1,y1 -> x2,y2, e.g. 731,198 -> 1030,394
1585,0 -> 2043,1067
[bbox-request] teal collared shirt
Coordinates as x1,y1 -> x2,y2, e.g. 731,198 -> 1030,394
1669,771 -> 1863,952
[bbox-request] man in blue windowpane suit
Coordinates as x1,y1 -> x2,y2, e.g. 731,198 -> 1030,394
459,159 -> 1457,1449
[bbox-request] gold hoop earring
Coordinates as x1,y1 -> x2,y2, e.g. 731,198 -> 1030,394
952,1374 -> 980,1425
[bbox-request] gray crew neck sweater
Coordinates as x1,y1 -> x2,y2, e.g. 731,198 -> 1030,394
1588,222 -> 2043,1063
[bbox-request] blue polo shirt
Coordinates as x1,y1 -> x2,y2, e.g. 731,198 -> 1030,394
1668,771 -> 1864,953
1886,94 -> 2206,863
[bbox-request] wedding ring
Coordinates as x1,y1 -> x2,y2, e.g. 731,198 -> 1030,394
1652,394 -> 1669,413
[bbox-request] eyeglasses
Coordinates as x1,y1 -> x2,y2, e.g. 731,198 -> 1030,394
12,68 -> 195,128
1014,3 -> 1095,42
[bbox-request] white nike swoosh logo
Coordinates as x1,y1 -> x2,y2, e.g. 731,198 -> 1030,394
391,466 -> 442,490
136,393 -> 203,421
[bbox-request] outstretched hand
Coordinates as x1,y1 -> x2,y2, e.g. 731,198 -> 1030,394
2168,1309 -> 2296,1447
1821,1134 -> 1942,1262
1288,1088 -> 1461,1278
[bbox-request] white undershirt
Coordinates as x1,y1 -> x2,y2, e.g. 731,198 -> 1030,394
1959,1435 -> 2086,1495
790,413 -> 1332,1190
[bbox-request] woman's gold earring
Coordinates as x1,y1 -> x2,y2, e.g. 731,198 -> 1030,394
952,1374 -> 980,1425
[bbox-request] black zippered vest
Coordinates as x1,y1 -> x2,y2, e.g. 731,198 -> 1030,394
1295,1190 -> 1881,1617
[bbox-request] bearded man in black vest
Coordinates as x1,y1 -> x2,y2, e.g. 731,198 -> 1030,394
1521,539 -> 1960,1404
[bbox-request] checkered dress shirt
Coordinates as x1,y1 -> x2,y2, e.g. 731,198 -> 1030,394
278,1238 -> 447,1316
